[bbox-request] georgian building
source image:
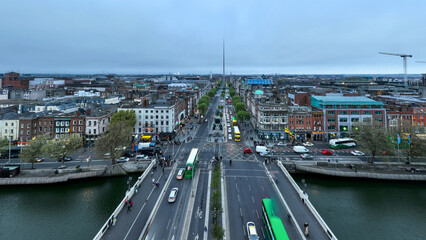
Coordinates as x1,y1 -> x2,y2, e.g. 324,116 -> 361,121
288,106 -> 312,142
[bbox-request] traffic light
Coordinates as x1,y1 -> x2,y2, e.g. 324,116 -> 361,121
354,126 -> 359,131
340,126 -> 348,131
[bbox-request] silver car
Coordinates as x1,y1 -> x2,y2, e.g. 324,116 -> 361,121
228,134 -> 232,140
168,188 -> 179,203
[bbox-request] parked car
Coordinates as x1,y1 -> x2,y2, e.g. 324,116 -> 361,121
123,151 -> 135,158
244,148 -> 253,154
57,157 -> 72,162
321,149 -> 333,155
135,155 -> 149,161
350,150 -> 365,156
276,142 -> 286,146
35,157 -> 45,163
293,146 -> 309,153
246,222 -> 259,240
228,134 -> 232,140
301,154 -> 313,160
168,187 -> 179,203
176,168 -> 185,180
303,142 -> 314,147
204,119 -> 208,123
117,157 -> 130,163
228,127 -> 232,132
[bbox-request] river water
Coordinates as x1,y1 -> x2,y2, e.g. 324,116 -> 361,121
293,174 -> 426,240
0,174 -> 139,240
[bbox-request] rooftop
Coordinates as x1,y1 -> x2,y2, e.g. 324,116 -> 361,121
246,79 -> 273,85
312,95 -> 382,105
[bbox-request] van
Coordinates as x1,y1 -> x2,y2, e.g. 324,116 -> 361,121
136,155 -> 148,161
293,146 -> 309,153
255,146 -> 270,155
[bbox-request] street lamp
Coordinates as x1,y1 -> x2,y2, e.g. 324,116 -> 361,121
86,156 -> 91,167
127,176 -> 133,192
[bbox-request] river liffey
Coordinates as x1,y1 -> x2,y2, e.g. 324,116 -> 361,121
293,174 -> 426,240
0,174 -> 139,240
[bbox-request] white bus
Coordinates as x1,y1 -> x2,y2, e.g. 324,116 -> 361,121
329,138 -> 357,149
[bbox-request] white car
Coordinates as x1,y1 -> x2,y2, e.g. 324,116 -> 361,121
117,157 -> 130,163
168,187 -> 179,203
260,152 -> 269,157
293,146 -> 309,153
276,142 -> 286,146
303,142 -> 314,147
228,127 -> 232,132
246,222 -> 259,240
301,154 -> 313,160
228,134 -> 232,140
351,150 -> 365,156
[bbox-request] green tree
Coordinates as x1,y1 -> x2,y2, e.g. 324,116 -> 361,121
220,93 -> 225,98
237,110 -> 250,122
111,110 -> 136,128
211,223 -> 224,240
233,95 -> 241,102
200,96 -> 210,106
235,102 -> 245,113
42,134 -> 83,167
95,122 -> 132,164
198,103 -> 208,116
389,120 -> 426,163
353,123 -> 393,163
208,91 -> 215,98
20,134 -> 50,169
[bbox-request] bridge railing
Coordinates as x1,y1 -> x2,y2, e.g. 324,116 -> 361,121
277,161 -> 338,240
93,159 -> 156,240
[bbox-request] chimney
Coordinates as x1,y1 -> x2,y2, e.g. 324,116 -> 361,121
87,109 -> 92,115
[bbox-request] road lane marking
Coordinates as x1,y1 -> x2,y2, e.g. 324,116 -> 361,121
242,224 -> 246,236
123,201 -> 147,240
256,209 -> 259,219
252,196 -> 255,204
248,185 -> 251,191
167,219 -> 171,230
237,194 -> 240,202
240,207 -> 242,217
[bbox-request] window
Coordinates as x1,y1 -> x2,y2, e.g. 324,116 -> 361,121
89,130 -> 91,134
11,123 -> 14,126
65,122 -> 69,126
79,127 -> 82,131
88,121 -> 91,126
327,118 -> 335,123
328,125 -> 335,130
328,111 -> 335,115
161,121 -> 164,125
5,123 -> 7,127
21,130 -> 23,135
363,111 -> 371,115
94,121 -> 97,126
145,115 -> 148,119
39,127 -> 42,131
27,124 -> 30,128
340,111 -> 347,115
94,129 -> 96,134
166,115 -> 169,119
166,121 -> 169,125
73,127 -> 76,131
79,120 -> 82,125
27,130 -> 29,135
21,124 -> 24,128
73,120 -> 77,125
375,118 -> 383,122
351,118 -> 359,122
166,110 -> 169,113
339,118 -> 348,122
351,111 -> 359,115
374,111 -> 382,115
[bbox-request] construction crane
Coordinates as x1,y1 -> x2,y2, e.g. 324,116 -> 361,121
416,61 -> 426,63
379,52 -> 413,86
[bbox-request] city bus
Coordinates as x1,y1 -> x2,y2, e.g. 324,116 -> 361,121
232,117 -> 237,126
234,126 -> 241,142
262,198 -> 289,240
185,148 -> 199,179
0,147 -> 21,159
329,138 -> 357,149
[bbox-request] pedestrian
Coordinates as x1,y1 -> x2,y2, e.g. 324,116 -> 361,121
152,178 -> 155,185
130,201 -> 133,208
125,198 -> 128,205
304,223 -> 309,236
112,217 -> 117,226
162,167 -> 165,173
135,185 -> 138,193
151,171 -> 153,177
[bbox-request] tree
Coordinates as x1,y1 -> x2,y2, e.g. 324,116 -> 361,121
111,110 -> 136,128
220,93 -> 225,98
389,120 -> 426,163
233,96 -> 241,103
208,91 -> 215,98
42,134 -> 83,167
352,123 -> 393,163
20,134 -> 50,169
235,102 -> 245,113
200,96 -> 210,106
198,103 -> 208,116
237,110 -> 250,122
95,122 -> 132,164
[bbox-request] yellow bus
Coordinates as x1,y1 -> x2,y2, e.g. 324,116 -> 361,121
234,126 -> 241,141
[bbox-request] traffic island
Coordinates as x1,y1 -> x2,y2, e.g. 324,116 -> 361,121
210,163 -> 224,239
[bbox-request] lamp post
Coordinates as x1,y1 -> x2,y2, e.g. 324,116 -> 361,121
127,176 -> 132,192
87,156 -> 91,167
8,136 -> 11,164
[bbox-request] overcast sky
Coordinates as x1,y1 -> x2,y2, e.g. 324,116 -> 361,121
1,0 -> 425,75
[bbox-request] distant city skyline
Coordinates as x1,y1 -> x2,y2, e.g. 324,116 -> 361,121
1,0 -> 426,75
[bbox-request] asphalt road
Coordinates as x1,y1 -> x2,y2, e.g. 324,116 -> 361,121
146,94 -> 220,240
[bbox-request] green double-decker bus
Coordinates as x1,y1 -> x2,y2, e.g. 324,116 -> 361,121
185,148 -> 199,179
262,198 -> 289,240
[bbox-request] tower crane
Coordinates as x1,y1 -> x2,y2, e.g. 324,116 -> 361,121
379,52 -> 412,86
